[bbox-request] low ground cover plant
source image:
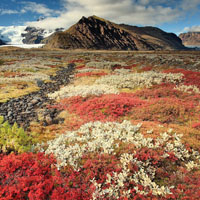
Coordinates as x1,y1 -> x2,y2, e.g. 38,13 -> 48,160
131,97 -> 199,124
50,94 -> 146,121
75,72 -> 108,78
1,52 -> 200,199
0,116 -> 38,154
163,68 -> 200,88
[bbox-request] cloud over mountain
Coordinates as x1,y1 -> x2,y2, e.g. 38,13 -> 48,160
19,0 -> 200,30
184,26 -> 200,33
20,1 -> 55,17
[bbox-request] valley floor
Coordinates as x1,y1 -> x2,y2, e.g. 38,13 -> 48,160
0,48 -> 200,199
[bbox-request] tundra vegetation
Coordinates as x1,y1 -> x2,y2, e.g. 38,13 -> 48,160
0,48 -> 200,199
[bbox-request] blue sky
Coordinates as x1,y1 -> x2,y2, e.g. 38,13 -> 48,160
0,0 -> 200,34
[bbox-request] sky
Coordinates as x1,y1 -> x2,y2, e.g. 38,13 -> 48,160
0,0 -> 200,34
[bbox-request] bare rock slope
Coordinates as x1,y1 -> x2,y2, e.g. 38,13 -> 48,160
45,15 -> 186,50
179,32 -> 200,46
0,39 -> 5,45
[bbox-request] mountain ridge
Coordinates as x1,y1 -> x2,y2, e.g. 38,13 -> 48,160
44,15 -> 186,50
179,32 -> 200,46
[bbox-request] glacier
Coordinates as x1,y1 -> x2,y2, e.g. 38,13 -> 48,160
0,26 -> 55,48
0,26 -> 27,45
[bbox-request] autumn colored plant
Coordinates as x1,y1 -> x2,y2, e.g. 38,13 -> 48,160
163,68 -> 200,88
142,66 -> 153,71
135,83 -> 200,105
69,59 -> 84,63
0,72 -> 26,78
75,72 -> 108,77
75,65 -> 86,70
112,64 -> 136,70
0,153 -> 68,200
1,52 -> 200,200
131,97 -> 198,124
192,122 -> 200,129
50,93 -> 146,121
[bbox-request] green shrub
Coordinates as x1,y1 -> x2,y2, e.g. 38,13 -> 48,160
0,116 -> 38,154
0,59 -> 4,65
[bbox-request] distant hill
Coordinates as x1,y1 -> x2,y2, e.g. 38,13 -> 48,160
0,39 -> 5,45
179,32 -> 200,46
44,15 -> 186,50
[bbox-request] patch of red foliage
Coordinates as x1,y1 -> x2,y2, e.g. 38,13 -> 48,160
75,72 -> 108,77
192,122 -> 200,129
0,150 -> 199,199
169,170 -> 200,200
135,83 -> 200,105
131,97 -> 197,124
0,153 -> 66,200
0,72 -> 26,78
0,153 -> 119,200
163,68 -> 200,88
6,62 -> 16,65
112,64 -> 137,70
50,93 -> 146,122
69,59 -> 84,63
142,66 -> 153,71
75,65 -> 86,70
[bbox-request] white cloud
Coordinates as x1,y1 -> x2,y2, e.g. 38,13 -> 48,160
20,1 -> 54,17
180,0 -> 200,10
0,9 -> 19,15
25,0 -> 200,30
184,26 -> 200,32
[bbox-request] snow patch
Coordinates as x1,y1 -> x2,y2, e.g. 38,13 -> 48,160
0,26 -> 26,44
0,44 -> 45,49
0,26 -> 55,45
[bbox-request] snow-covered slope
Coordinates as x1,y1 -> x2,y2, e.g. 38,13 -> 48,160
0,26 -> 26,44
0,26 -> 57,45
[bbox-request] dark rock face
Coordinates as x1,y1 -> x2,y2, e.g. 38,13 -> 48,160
120,24 -> 185,50
22,27 -> 48,44
179,32 -> 200,46
45,15 -> 186,50
0,39 -> 5,45
21,27 -> 64,44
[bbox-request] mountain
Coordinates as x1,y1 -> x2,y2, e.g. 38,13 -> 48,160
44,15 -> 186,50
119,24 -> 184,50
0,39 -> 5,45
179,32 -> 200,46
21,27 -> 58,44
0,26 -> 58,45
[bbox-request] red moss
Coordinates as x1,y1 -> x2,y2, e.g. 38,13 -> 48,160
142,66 -> 153,71
131,97 -> 197,124
163,68 -> 200,88
50,93 -> 146,122
75,72 -> 108,77
69,59 -> 84,63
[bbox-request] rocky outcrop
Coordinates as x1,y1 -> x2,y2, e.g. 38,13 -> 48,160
21,27 -> 44,44
0,63 -> 75,129
44,15 -> 186,50
179,32 -> 200,46
0,39 -> 5,45
21,27 -> 64,44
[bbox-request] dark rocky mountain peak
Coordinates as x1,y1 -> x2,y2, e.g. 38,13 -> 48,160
44,15 -> 186,50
